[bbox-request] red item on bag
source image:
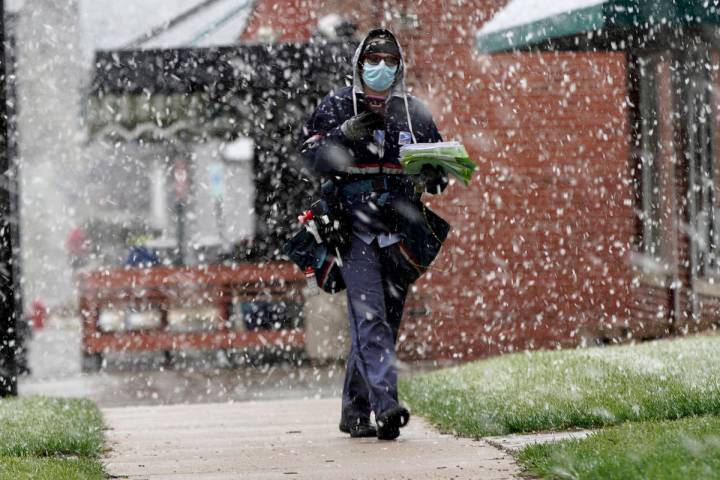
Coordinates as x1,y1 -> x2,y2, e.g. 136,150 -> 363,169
298,210 -> 314,224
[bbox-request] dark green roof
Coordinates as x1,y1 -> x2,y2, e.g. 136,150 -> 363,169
476,0 -> 720,53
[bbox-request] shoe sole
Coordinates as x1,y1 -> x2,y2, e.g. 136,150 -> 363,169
376,406 -> 410,441
341,421 -> 377,437
350,427 -> 377,438
376,414 -> 402,440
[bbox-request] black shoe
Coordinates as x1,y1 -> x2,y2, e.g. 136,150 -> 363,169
350,421 -> 377,438
339,420 -> 351,434
376,405 -> 410,441
339,418 -> 377,438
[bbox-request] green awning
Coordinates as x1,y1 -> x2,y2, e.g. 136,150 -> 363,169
476,0 -> 720,53
86,92 -> 239,142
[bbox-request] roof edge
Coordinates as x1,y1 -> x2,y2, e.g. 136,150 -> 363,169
476,3 -> 606,53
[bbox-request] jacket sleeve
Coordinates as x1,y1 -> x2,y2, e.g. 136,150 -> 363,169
412,100 -> 449,195
300,93 -> 352,176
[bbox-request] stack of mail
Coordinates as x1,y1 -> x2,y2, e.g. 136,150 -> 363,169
400,141 -> 477,185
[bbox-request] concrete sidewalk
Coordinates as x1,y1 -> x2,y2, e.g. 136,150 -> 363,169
103,398 -> 520,480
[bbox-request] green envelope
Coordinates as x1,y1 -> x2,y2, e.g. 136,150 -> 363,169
400,141 -> 477,186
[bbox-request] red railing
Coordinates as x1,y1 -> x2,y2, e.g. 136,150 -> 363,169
77,262 -> 305,371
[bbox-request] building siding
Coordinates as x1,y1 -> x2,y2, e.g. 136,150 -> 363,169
243,0 -> 665,361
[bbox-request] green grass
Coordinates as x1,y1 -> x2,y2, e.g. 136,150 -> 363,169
519,416 -> 720,480
400,335 -> 720,437
0,397 -> 105,480
0,456 -> 105,480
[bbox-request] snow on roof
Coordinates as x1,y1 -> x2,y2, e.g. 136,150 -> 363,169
140,0 -> 253,49
80,0 -> 201,53
479,0 -> 606,35
79,0 -> 252,65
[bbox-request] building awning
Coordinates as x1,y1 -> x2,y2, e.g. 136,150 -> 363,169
86,41 -> 356,142
86,47 -> 242,142
476,0 -> 720,53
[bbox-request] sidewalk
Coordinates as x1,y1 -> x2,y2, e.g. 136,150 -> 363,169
103,398 -> 521,480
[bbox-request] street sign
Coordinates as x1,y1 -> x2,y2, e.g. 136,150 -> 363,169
209,162 -> 224,198
174,160 -> 188,201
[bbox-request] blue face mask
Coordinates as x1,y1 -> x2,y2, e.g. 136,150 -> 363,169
362,61 -> 398,92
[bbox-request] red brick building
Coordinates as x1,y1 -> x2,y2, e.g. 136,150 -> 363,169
240,1 -> 720,361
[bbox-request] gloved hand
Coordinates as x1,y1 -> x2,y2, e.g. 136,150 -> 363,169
414,164 -> 447,193
420,164 -> 444,181
340,111 -> 384,141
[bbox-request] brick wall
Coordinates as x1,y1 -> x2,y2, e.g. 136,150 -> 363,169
400,51 -> 635,360
244,1 -> 639,360
241,0 -> 378,42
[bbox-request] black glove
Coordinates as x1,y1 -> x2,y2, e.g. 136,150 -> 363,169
420,164 -> 443,180
414,164 -> 447,193
340,111 -> 384,141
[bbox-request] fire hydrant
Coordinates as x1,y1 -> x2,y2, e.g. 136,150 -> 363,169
30,299 -> 47,330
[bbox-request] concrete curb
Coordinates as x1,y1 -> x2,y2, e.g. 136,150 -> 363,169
484,430 -> 596,454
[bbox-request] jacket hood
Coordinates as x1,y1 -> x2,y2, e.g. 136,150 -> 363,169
352,28 -> 407,101
350,28 -> 417,144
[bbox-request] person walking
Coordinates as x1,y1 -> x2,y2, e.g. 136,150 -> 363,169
300,28 -> 448,440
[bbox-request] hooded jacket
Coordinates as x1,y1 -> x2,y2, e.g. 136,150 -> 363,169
301,28 -> 447,236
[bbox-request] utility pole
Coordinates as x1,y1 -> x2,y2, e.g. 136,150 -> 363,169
0,0 -> 17,397
173,158 -> 188,266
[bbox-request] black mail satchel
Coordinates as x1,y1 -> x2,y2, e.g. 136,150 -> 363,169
388,201 -> 451,284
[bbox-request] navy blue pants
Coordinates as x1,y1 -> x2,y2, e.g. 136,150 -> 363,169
339,235 -> 410,421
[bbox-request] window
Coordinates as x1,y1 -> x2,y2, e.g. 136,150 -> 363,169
635,53 -> 679,276
637,55 -> 662,259
633,53 -> 679,281
686,49 -> 720,278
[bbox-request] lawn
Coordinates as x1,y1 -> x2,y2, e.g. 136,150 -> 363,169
0,397 -> 105,480
519,416 -> 720,480
400,335 -> 720,437
400,335 -> 720,479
